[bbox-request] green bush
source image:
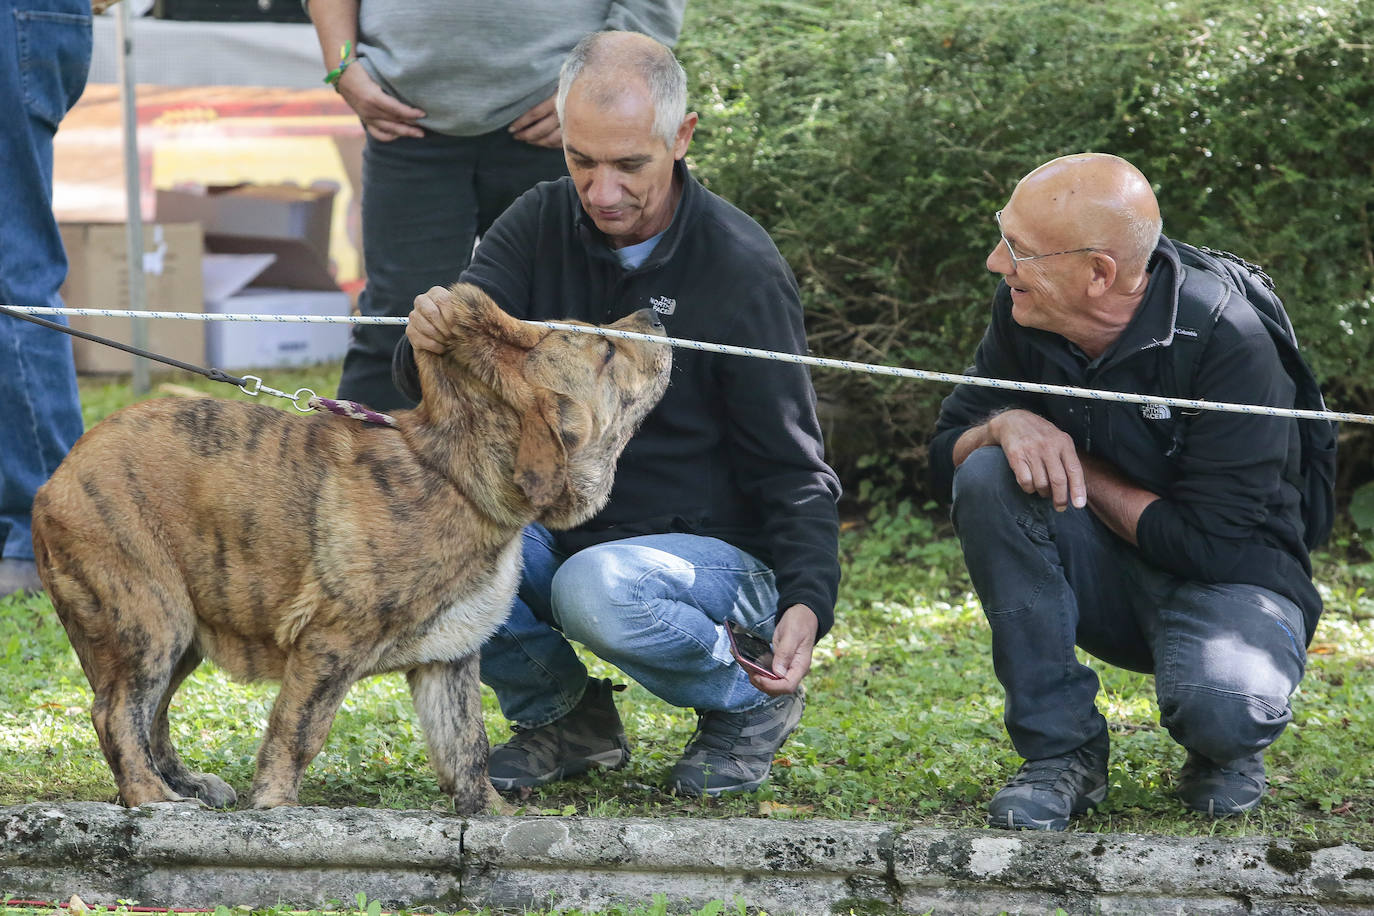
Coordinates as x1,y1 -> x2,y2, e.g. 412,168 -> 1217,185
678,0 -> 1374,502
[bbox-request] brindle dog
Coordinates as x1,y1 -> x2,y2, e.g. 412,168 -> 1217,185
32,283 -> 671,813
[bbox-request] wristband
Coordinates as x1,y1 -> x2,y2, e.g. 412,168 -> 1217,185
323,40 -> 354,89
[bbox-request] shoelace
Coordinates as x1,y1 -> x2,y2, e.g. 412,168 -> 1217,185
1007,752 -> 1095,791
685,710 -> 750,753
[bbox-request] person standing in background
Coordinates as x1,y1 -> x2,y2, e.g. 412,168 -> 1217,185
0,0 -> 93,596
306,0 -> 687,411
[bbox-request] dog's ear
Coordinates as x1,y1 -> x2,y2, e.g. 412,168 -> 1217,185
453,283 -> 545,352
514,389 -> 571,510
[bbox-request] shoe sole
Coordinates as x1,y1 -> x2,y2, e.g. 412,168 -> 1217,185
1180,793 -> 1263,817
489,747 -> 628,792
988,784 -> 1108,831
671,772 -> 769,798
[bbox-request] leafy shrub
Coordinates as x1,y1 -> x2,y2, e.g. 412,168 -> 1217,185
678,0 -> 1374,504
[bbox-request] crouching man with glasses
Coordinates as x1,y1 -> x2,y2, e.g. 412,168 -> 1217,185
928,153 -> 1321,830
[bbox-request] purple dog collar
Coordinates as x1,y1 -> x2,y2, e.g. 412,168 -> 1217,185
308,396 -> 399,428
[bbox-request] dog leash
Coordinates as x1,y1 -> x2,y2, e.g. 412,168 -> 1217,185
0,304 -> 397,427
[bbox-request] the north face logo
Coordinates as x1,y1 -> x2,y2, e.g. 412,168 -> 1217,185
1140,403 -> 1172,420
649,295 -> 676,315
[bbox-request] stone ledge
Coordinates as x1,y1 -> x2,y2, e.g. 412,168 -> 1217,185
2,803 -> 1371,914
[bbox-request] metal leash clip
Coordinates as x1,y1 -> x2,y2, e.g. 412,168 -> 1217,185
238,375 -> 318,413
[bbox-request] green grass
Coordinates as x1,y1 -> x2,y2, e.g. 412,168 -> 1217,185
3,363 -> 1373,848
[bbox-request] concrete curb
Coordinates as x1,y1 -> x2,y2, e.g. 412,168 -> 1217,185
3,803 -> 1373,914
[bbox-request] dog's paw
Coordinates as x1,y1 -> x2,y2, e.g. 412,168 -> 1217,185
189,774 -> 238,809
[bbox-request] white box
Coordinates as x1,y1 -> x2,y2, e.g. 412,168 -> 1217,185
205,287 -> 350,370
202,234 -> 350,371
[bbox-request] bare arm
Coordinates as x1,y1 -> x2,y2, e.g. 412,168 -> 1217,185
1080,455 -> 1159,545
307,0 -> 426,141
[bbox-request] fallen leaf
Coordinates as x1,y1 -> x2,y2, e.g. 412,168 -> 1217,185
759,800 -> 814,816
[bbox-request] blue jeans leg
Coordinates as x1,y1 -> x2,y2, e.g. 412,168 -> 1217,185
480,525 -> 780,727
953,445 -> 1307,763
480,525 -> 589,728
1138,578 -> 1306,764
0,0 -> 90,560
952,447 -> 1114,759
337,128 -> 566,411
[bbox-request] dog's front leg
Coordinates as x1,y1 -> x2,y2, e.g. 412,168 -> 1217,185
252,642 -> 360,808
408,655 -> 509,815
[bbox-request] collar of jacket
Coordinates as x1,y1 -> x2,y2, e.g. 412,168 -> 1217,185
572,158 -> 700,271
1116,234 -> 1185,356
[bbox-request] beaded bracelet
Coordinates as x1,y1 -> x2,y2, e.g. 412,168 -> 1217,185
323,40 -> 354,89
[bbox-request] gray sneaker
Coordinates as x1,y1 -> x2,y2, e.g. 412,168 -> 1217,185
488,677 -> 629,791
1176,750 -> 1266,816
988,730 -> 1109,831
670,689 -> 805,797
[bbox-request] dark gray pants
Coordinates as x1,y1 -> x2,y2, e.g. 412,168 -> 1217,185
338,128 -> 567,410
951,446 -> 1306,763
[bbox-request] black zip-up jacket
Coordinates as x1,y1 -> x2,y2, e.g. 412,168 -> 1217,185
395,160 -> 843,635
929,236 -> 1321,640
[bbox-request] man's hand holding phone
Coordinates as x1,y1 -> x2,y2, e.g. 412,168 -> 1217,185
728,604 -> 818,696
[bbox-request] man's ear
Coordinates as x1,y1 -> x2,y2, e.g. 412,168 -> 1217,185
1085,252 -> 1119,297
514,389 -> 571,510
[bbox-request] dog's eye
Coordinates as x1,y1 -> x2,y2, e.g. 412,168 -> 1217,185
602,341 -> 616,364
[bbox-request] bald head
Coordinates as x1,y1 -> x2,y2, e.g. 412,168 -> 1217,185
1012,153 -> 1162,279
557,30 -> 688,149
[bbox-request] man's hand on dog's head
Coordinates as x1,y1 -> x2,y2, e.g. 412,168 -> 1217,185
407,286 -> 460,354
749,604 -> 818,697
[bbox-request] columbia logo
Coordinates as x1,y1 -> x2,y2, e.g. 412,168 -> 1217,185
649,295 -> 677,315
1173,326 -> 1199,338
1140,404 -> 1172,420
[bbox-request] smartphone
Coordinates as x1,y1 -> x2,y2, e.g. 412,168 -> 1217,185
727,620 -> 782,680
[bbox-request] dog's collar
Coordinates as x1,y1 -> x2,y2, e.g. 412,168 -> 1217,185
308,396 -> 399,428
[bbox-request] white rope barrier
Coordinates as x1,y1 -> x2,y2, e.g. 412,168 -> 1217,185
7,304 -> 1373,426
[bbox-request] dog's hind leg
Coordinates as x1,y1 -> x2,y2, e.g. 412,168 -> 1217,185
250,638 -> 360,808
150,646 -> 238,808
46,564 -> 190,807
408,655 -> 508,814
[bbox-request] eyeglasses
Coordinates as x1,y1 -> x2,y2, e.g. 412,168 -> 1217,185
995,210 -> 1101,269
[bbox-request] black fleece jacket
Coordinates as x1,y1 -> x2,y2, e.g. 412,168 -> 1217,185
929,236 -> 1321,640
394,160 -> 843,635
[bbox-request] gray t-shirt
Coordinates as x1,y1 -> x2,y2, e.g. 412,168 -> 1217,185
356,1 -> 686,136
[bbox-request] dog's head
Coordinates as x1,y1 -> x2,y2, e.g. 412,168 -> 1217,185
415,283 -> 672,527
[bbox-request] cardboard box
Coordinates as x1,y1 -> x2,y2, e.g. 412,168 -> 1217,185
58,221 -> 205,374
156,183 -> 335,263
202,234 -> 350,370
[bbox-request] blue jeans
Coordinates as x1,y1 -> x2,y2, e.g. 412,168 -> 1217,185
480,524 -> 781,728
951,446 -> 1307,764
337,128 -> 567,411
0,0 -> 90,561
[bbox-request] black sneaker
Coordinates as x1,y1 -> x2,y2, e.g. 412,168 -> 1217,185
488,677 -> 629,791
1176,750 -> 1266,816
670,689 -> 805,797
987,730 -> 1109,831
